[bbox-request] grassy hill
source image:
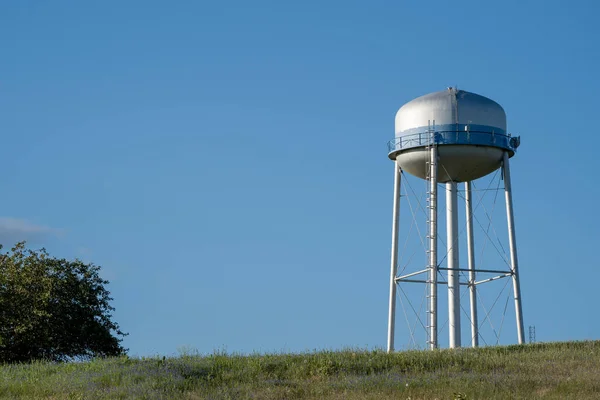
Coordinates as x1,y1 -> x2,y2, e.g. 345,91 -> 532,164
0,341 -> 598,399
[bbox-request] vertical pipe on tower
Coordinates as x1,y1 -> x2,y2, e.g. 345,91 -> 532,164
502,152 -> 525,345
446,181 -> 461,348
387,161 -> 402,353
429,145 -> 438,350
465,181 -> 478,347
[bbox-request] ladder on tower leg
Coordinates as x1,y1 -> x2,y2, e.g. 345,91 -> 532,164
425,120 -> 436,347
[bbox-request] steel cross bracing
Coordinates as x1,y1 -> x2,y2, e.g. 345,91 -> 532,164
391,154 -> 517,350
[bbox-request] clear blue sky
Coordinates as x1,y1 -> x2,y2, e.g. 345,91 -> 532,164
1,0 -> 599,356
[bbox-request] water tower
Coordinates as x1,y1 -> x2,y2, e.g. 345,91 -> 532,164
386,88 -> 524,351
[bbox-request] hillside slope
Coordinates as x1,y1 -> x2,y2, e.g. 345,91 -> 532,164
0,341 -> 598,399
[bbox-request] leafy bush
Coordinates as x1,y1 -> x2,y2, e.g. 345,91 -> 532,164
0,242 -> 126,362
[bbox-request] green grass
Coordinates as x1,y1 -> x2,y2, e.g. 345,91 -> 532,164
0,341 -> 599,399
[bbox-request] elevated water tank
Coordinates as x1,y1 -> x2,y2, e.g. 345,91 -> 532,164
388,88 -> 520,182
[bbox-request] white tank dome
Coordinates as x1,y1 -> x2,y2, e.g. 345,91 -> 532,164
388,88 -> 519,183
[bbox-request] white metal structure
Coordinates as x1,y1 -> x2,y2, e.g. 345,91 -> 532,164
386,88 -> 524,351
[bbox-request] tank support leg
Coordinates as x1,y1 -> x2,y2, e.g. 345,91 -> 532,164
503,152 -> 525,345
465,181 -> 478,347
446,181 -> 461,348
387,161 -> 401,353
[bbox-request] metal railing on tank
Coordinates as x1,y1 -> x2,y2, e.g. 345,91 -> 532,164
387,131 -> 520,154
